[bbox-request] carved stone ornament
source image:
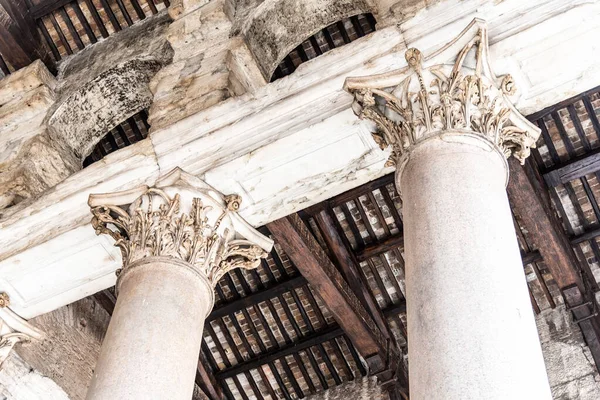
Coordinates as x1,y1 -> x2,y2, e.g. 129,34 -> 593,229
0,293 -> 45,368
343,18 -> 540,168
88,168 -> 274,288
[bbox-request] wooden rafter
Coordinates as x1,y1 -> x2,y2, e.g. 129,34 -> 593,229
507,157 -> 600,369
313,209 -> 394,350
215,302 -> 406,380
196,351 -> 225,400
267,214 -> 394,374
0,0 -> 53,71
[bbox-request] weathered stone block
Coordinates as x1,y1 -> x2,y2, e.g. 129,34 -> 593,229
243,0 -> 375,79
537,306 -> 600,399
0,60 -> 56,108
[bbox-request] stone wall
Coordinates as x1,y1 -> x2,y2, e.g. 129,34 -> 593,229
538,305 -> 600,399
148,0 -> 235,131
306,376 -> 385,400
0,354 -> 69,400
0,61 -> 78,209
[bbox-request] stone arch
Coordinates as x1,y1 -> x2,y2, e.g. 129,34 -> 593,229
47,59 -> 161,162
45,12 -> 173,165
242,0 -> 376,80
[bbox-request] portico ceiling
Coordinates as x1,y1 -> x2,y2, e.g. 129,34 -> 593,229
83,87 -> 600,397
2,0 -> 600,399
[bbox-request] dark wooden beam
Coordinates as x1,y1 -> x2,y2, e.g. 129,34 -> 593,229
543,149 -> 600,187
216,324 -> 344,380
313,209 -> 394,344
267,214 -> 392,373
508,157 -> 600,371
572,227 -> 600,245
196,351 -> 225,400
521,250 -> 542,266
0,0 -> 53,71
356,234 -> 405,261
30,0 -> 73,19
507,157 -> 584,292
563,285 -> 600,369
93,290 -> 116,316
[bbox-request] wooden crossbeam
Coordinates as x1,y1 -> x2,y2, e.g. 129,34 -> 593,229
217,324 -> 344,379
313,209 -> 395,348
267,214 -> 392,373
507,158 -> 584,292
196,352 -> 224,400
543,149 -> 600,187
29,0 -> 73,19
356,234 -> 405,261
0,0 -> 53,71
507,157 -> 600,370
207,275 -> 307,322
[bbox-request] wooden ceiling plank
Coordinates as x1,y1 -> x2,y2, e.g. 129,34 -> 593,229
216,325 -> 344,380
145,0 -> 158,15
70,2 -> 97,44
82,0 -> 109,38
267,214 -> 391,373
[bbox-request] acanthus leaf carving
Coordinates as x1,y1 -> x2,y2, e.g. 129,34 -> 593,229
89,168 -> 274,289
0,293 -> 45,369
344,19 -> 539,167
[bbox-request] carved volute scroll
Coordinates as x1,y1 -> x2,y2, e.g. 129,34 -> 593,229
88,168 -> 274,289
344,19 -> 539,168
0,293 -> 45,368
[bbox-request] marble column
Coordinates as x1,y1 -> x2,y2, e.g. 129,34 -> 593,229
85,168 -> 273,400
345,20 -> 552,399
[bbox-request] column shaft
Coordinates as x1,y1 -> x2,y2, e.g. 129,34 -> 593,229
86,257 -> 212,400
400,135 -> 551,399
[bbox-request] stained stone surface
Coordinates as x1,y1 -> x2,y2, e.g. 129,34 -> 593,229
148,0 -> 234,131
0,61 -> 78,208
48,59 -> 163,160
242,0 -> 373,78
0,354 -> 69,400
0,12 -> 174,209
306,376 -> 384,399
47,11 -> 173,161
538,306 -> 600,399
55,11 -> 173,97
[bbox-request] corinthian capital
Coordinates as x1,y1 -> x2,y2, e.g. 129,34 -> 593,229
344,18 -> 539,167
88,168 -> 273,288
